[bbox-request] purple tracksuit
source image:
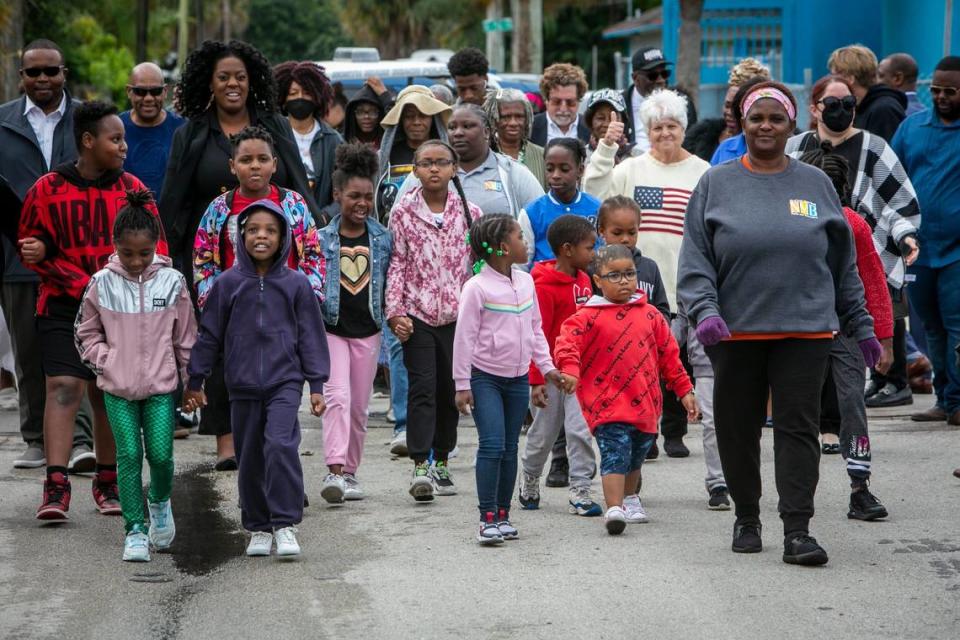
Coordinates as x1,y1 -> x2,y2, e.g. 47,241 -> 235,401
188,199 -> 330,532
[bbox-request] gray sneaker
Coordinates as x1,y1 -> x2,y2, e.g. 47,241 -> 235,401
13,442 -> 46,469
320,473 -> 346,504
68,444 -> 96,473
343,473 -> 365,500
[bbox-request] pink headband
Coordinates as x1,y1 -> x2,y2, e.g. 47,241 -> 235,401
741,87 -> 796,120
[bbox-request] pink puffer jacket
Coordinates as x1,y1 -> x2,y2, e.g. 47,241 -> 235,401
75,253 -> 197,401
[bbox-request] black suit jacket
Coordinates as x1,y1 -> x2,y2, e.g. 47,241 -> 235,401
530,112 -> 591,147
621,86 -> 699,143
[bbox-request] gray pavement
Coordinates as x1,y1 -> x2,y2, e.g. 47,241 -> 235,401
0,392 -> 957,639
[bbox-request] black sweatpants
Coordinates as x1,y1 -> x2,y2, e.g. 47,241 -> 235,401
403,317 -> 459,462
661,344 -> 693,439
706,338 -> 832,536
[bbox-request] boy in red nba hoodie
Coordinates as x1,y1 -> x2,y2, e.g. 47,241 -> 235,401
519,215 -> 603,516
555,244 -> 697,535
18,101 -> 166,522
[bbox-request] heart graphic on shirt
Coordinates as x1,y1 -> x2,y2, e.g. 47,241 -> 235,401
339,246 -> 370,295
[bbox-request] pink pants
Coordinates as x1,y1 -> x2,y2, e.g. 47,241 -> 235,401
322,333 -> 381,474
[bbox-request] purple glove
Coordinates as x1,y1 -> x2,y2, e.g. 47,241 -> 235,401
859,337 -> 883,369
696,316 -> 731,347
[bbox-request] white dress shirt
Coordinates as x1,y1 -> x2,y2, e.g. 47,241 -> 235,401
24,94 -> 67,170
631,87 -> 650,152
545,113 -> 580,144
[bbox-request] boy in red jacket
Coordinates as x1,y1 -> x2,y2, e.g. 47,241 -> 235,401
519,215 -> 600,516
556,244 -> 697,535
18,101 -> 166,522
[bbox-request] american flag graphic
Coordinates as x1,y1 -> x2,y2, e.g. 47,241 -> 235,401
633,185 -> 693,236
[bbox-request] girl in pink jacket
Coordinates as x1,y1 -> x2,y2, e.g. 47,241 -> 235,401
75,191 -> 198,563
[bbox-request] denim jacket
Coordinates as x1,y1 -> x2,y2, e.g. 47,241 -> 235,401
319,215 -> 393,329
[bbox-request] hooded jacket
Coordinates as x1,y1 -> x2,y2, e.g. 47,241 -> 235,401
18,164 -> 167,317
187,200 -> 330,399
193,186 -> 325,308
528,260 -> 592,385
554,292 -> 693,434
342,84 -> 393,148
75,254 -> 196,400
375,114 -> 449,221
854,84 -> 907,143
305,120 -> 344,211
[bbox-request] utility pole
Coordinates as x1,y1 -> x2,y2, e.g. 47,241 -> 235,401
178,0 -> 189,74
486,0 -> 505,72
222,0 -> 232,41
136,0 -> 149,62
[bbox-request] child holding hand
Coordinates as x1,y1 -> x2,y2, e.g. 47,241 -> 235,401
555,244 -> 697,535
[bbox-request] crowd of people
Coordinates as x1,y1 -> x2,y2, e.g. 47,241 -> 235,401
2,35 -> 959,566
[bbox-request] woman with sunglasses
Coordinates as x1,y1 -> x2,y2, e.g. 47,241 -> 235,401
786,75 -> 921,414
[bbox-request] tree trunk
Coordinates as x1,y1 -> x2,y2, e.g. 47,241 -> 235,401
486,0 -> 505,73
221,0 -> 231,41
136,0 -> 149,62
0,0 -> 24,103
676,0 -> 703,110
510,0 -> 541,73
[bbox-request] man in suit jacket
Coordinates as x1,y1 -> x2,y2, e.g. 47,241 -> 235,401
0,39 -> 93,470
530,63 -> 591,146
622,47 -> 698,152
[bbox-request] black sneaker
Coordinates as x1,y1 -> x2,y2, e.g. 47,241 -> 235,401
863,379 -> 883,400
545,456 -> 569,488
732,522 -> 762,553
848,487 -> 888,521
864,383 -> 913,408
646,440 -> 660,460
663,437 -> 690,458
708,486 -> 731,510
783,533 -> 829,566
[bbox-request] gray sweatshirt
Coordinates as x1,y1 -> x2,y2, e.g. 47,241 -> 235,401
676,158 -> 874,341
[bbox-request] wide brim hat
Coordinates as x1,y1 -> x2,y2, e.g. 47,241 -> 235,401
381,85 -> 453,127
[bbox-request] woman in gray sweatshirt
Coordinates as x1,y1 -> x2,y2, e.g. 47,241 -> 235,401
677,81 -> 880,567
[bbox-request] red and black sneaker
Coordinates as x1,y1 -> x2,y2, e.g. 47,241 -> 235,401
92,470 -> 122,515
36,472 -> 71,521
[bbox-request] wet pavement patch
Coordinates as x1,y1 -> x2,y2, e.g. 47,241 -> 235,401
169,465 -> 245,576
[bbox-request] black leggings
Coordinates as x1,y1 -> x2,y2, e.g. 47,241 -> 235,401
402,318 -> 459,462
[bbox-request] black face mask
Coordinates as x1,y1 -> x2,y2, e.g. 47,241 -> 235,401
820,96 -> 856,133
284,98 -> 316,120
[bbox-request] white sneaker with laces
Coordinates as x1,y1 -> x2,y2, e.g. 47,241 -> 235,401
605,506 -> 627,535
389,431 -> 408,456
320,473 -> 346,504
246,531 -> 273,557
148,499 -> 176,549
343,473 -> 365,500
623,494 -> 649,523
123,530 -> 151,562
274,526 -> 301,557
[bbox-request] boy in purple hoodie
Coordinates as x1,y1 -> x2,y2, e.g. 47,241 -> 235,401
184,199 -> 330,559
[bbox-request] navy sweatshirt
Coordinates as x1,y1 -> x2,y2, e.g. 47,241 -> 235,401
187,201 -> 330,399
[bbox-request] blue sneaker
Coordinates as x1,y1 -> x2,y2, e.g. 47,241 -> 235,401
568,486 -> 602,517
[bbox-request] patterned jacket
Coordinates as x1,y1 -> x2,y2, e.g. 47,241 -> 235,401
193,187 -> 325,308
786,131 -> 920,289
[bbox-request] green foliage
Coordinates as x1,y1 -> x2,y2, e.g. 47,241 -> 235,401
63,15 -> 136,104
543,3 -> 629,88
243,0 -> 353,63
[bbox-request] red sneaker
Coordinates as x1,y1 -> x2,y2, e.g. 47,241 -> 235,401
36,473 -> 71,521
92,470 -> 122,515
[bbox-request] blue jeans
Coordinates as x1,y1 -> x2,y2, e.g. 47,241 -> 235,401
383,327 -> 407,433
595,423 -> 656,475
471,368 -> 529,515
909,262 -> 960,413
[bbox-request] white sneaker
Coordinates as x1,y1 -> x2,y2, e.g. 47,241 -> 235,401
605,506 -> 627,535
148,499 -> 176,549
389,431 -> 408,456
343,473 -> 365,500
122,530 -> 151,562
246,531 -> 273,556
623,494 -> 649,524
274,526 -> 301,557
320,473 -> 346,504
449,445 -> 460,459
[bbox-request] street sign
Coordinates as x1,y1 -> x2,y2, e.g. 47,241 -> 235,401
482,17 -> 514,33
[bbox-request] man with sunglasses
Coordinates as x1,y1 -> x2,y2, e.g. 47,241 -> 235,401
119,62 -> 184,196
622,47 -> 698,152
0,39 -> 95,471
893,56 -> 960,428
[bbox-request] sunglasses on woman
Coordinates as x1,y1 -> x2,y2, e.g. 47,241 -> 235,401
645,69 -> 671,82
819,95 -> 857,111
128,86 -> 165,97
930,85 -> 959,98
21,66 -> 63,78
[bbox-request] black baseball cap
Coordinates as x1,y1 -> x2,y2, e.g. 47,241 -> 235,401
632,47 -> 673,71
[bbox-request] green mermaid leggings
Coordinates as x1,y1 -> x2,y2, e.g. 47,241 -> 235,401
103,392 -> 175,533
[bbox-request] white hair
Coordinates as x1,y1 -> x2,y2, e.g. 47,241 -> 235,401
639,89 -> 689,133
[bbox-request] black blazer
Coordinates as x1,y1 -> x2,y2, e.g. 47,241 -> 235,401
530,112 -> 591,147
621,86 -> 699,143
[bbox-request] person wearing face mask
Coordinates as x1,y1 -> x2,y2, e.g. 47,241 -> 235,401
621,47 -> 698,152
530,63 -> 591,146
273,60 -> 344,212
786,75 -> 920,411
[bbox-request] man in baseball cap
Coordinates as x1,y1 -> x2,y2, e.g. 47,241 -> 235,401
622,47 -> 697,150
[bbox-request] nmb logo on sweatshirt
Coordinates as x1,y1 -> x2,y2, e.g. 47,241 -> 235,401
789,199 -> 818,219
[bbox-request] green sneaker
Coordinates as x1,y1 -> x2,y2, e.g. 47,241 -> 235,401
432,460 -> 457,496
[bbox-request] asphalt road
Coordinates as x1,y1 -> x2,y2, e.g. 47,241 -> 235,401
0,392 -> 956,639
